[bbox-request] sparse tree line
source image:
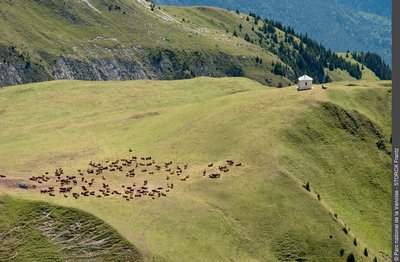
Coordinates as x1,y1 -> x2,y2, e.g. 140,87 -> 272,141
304,181 -> 379,262
351,51 -> 392,80
145,0 -> 156,11
232,10 -> 391,83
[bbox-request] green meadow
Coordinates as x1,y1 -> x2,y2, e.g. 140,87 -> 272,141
0,77 -> 391,261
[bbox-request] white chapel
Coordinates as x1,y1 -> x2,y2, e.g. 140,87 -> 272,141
297,75 -> 313,91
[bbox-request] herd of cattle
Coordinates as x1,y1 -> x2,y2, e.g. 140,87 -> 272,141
0,150 -> 242,201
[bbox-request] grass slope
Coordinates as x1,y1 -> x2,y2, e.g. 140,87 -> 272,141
161,5 -> 377,83
0,78 -> 390,261
156,0 -> 392,64
0,0 -> 288,86
281,81 -> 392,257
0,195 -> 142,261
0,0 -> 377,87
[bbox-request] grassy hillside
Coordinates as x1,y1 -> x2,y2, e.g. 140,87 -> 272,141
152,5 -> 376,84
281,81 -> 392,256
156,0 -> 392,65
0,195 -> 142,261
0,0 -> 379,87
0,0 -> 287,87
0,77 -> 390,261
336,53 -> 380,81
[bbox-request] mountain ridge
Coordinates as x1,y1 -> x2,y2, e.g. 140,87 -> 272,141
0,0 -> 386,88
155,0 -> 392,65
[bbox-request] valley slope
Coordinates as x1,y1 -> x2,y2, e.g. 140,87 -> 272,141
0,0 -> 380,87
156,0 -> 392,65
0,77 -> 391,261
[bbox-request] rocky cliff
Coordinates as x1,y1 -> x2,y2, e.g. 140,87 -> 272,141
0,46 -> 249,87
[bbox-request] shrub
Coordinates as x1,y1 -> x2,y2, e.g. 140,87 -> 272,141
376,139 -> 386,150
305,182 -> 310,192
347,253 -> 355,262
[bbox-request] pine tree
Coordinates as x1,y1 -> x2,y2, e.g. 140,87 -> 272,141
273,34 -> 278,44
324,74 -> 332,83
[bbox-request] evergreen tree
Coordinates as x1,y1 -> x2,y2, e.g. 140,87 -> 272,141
273,34 -> 278,44
324,74 -> 332,83
351,52 -> 391,80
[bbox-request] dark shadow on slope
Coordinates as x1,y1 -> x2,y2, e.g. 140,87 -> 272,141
0,196 -> 143,261
280,100 -> 391,257
322,102 -> 390,155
